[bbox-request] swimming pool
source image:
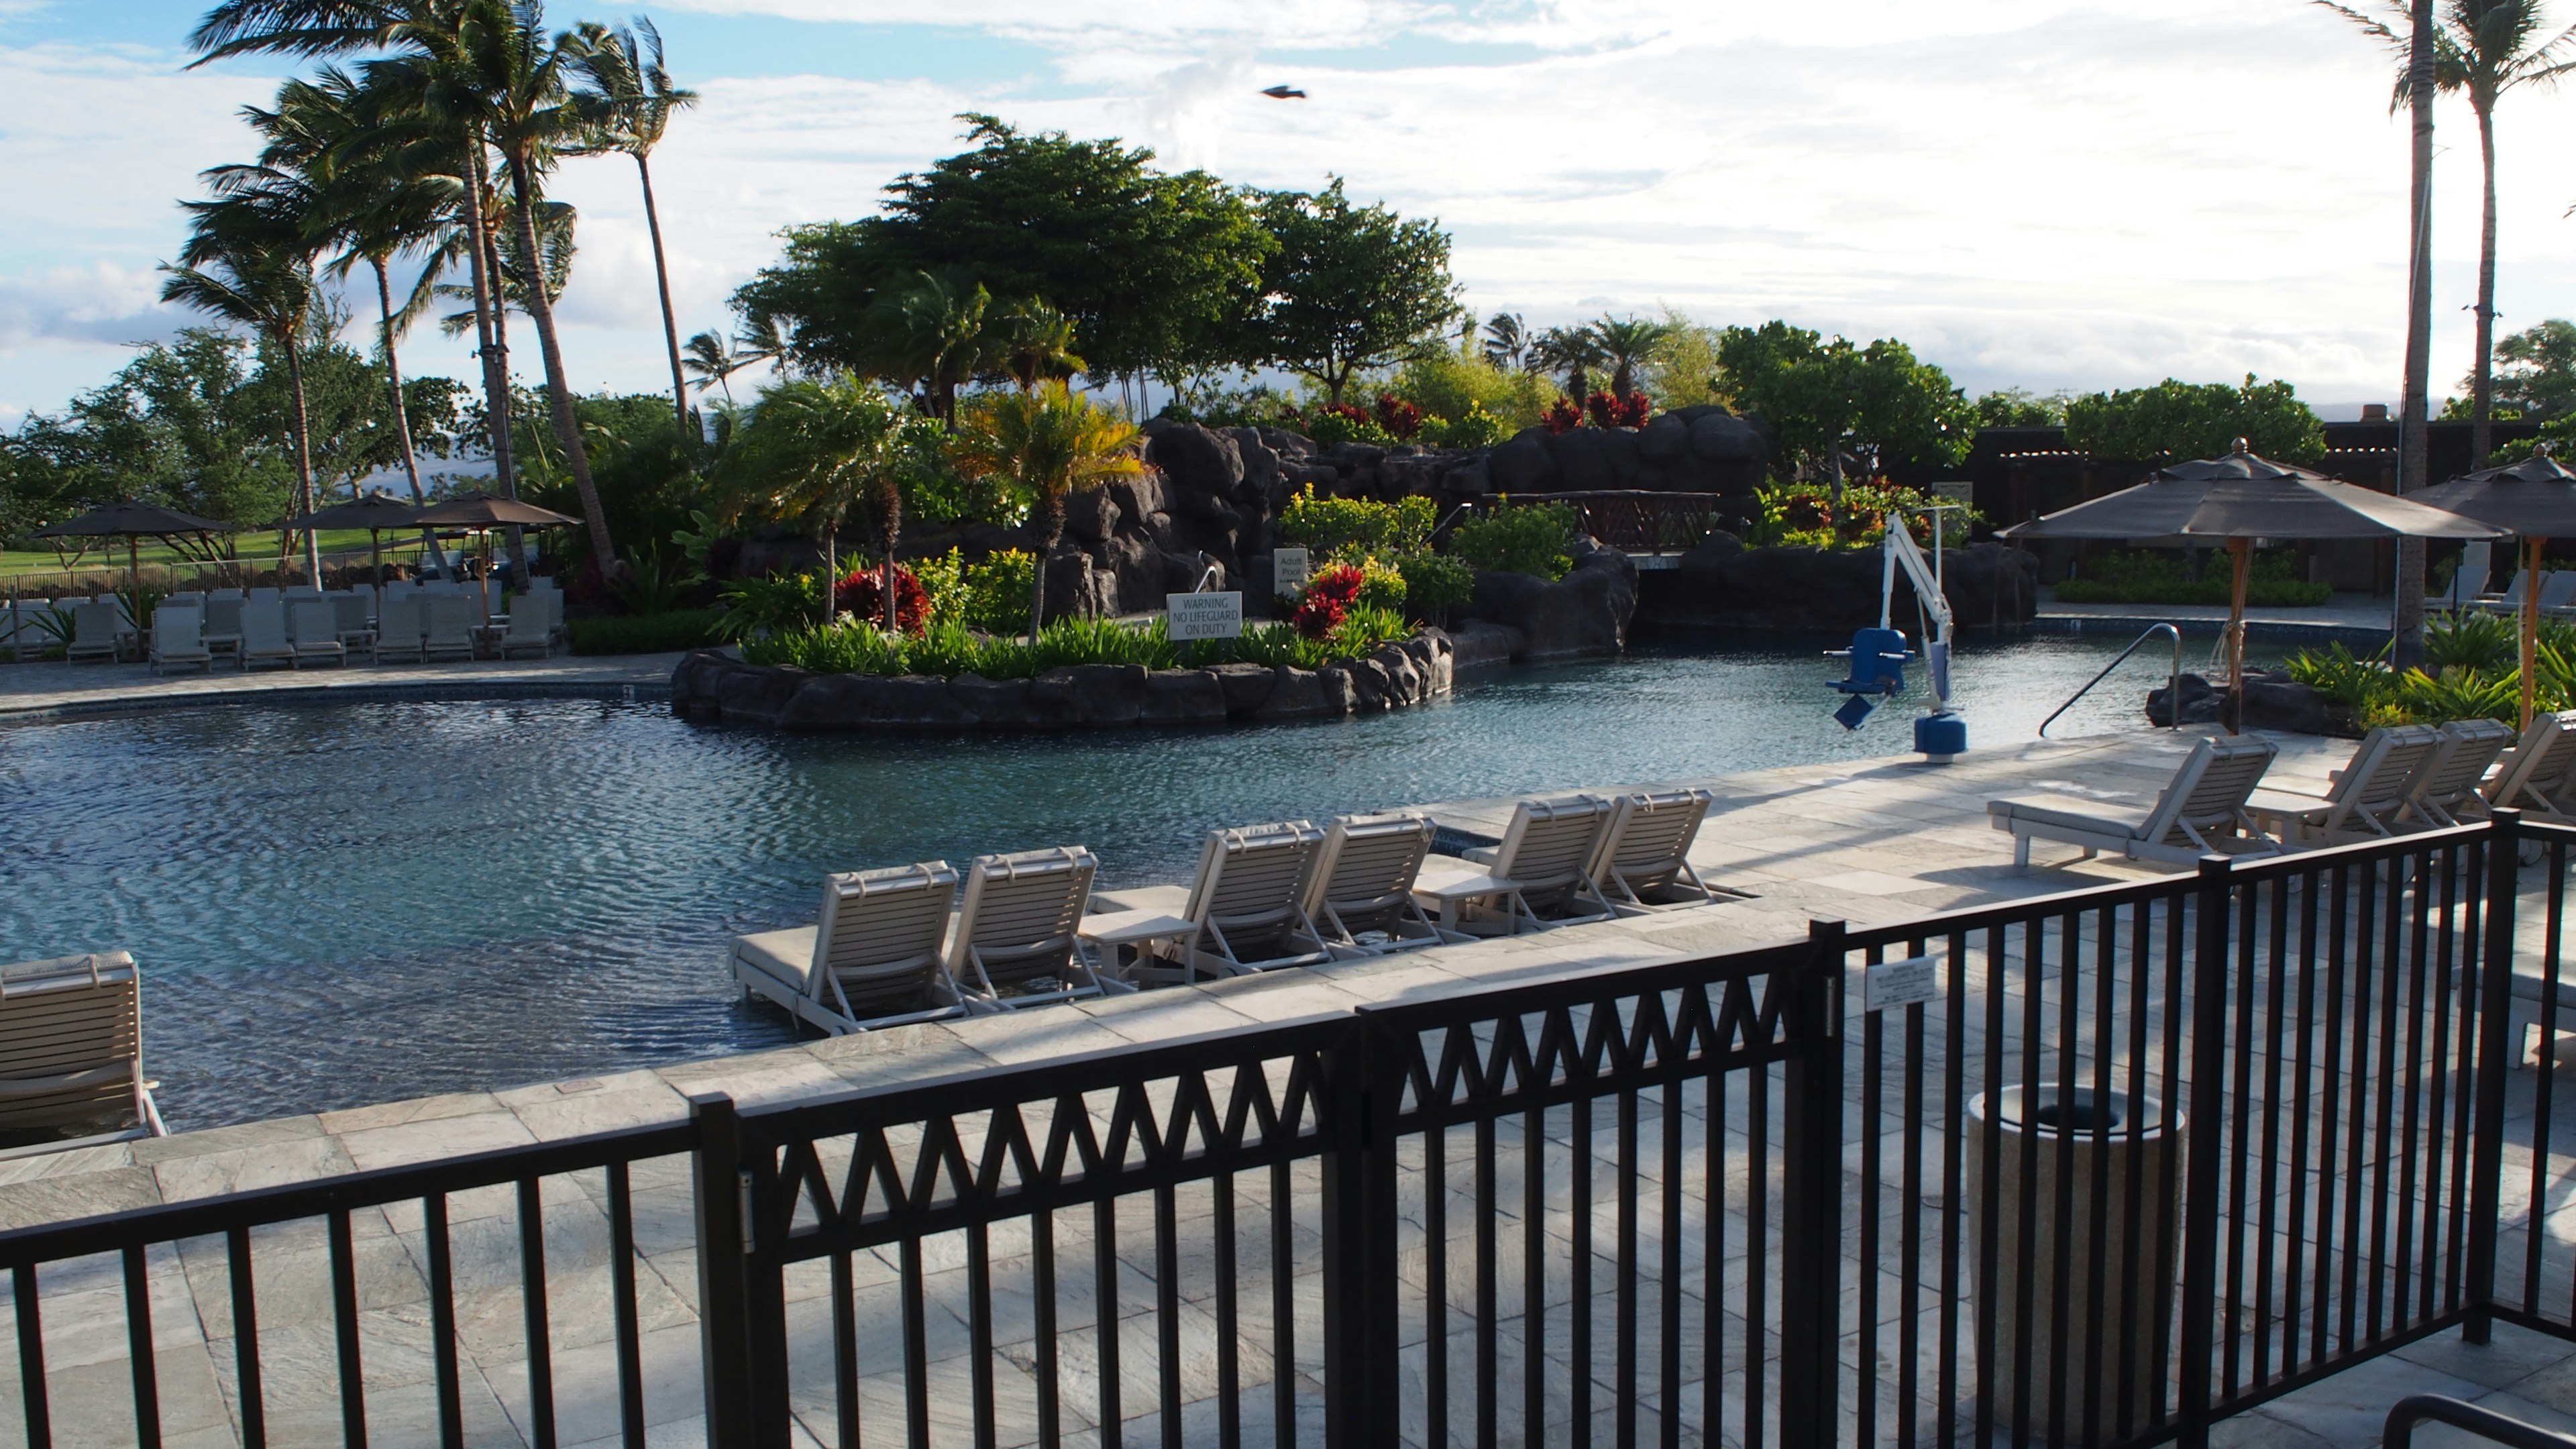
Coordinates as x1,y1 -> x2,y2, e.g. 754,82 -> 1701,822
0,631 -> 2184,1128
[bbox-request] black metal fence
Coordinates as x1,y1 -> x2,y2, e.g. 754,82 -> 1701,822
10,812 -> 2576,1448
1499,491 -> 1729,555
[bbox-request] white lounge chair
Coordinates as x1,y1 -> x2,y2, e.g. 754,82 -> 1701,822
1585,788 -> 1722,912
1134,820 -> 1332,983
0,952 -> 166,1161
2471,571 -> 2542,615
948,847 -> 1118,1010
423,594 -> 479,661
1413,794 -> 1617,934
729,861 -> 965,1034
3,598 -> 51,661
237,600 -> 297,670
2483,710 -> 2576,820
372,596 -> 427,664
1990,736 -> 2283,869
1301,812 -> 1460,958
496,595 -> 556,658
288,598 -> 347,668
65,600 -> 122,663
147,603 -> 212,675
329,590 -> 375,648
2406,718 -> 2519,827
200,597 -> 244,663
2247,724 -> 2445,845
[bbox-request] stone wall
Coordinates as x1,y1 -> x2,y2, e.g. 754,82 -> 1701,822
1635,537 -> 2038,634
669,629 -> 1458,731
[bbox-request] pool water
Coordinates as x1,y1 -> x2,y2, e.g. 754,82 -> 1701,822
0,631 -> 2184,1128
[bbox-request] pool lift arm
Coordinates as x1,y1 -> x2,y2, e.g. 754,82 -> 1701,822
1823,509 -> 1968,763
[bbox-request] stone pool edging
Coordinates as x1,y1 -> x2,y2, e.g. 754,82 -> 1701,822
670,625 -> 1491,730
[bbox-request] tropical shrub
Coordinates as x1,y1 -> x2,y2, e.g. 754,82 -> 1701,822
1542,397 -> 1583,434
1741,480 -> 1984,550
1169,384 -> 1297,430
1395,551 -> 1474,621
1421,402 -> 1510,451
1372,392 -> 1425,441
914,547 -> 1036,635
1293,564 -> 1366,638
1297,403 -> 1397,449
1385,345 -> 1554,431
738,608 -> 1413,679
2283,614 -> 2576,725
1585,391 -> 1652,429
1451,501 -> 1578,580
1277,488 -> 1437,561
568,607 -> 727,656
2424,608 -> 2516,672
2051,548 -> 2329,607
835,563 -> 931,633
713,571 -> 826,639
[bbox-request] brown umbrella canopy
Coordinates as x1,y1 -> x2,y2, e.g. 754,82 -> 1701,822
2407,451 -> 2576,728
33,500 -> 231,539
284,492 -> 424,531
411,491 -> 581,529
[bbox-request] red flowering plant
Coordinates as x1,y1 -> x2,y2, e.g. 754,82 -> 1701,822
835,563 -> 930,633
1585,391 -> 1653,429
1291,563 -> 1366,639
1372,392 -> 1425,441
1543,396 -> 1585,434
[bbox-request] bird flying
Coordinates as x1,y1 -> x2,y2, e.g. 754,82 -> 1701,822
1260,85 -> 1307,99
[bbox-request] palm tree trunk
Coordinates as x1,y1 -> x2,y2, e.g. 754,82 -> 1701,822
2394,0 -> 2437,674
373,258 -> 451,579
636,153 -> 692,439
880,486 -> 902,633
2475,98 -> 2500,467
461,152 -> 527,580
284,331 -> 323,588
822,524 -> 836,629
1027,494 -> 1063,645
504,149 -> 619,572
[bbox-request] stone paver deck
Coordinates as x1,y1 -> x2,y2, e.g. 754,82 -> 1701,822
7,719 -> 2573,1448
0,650 -> 686,721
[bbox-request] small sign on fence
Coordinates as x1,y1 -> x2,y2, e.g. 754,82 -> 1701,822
1272,547 -> 1311,597
1167,591 -> 1244,641
1862,953 -> 1943,1013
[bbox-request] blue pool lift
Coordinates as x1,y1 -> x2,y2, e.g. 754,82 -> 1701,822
1824,508 -> 1966,763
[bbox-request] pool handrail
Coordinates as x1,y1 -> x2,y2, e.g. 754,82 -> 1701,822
2038,622 -> 2184,737
2385,1395 -> 2576,1449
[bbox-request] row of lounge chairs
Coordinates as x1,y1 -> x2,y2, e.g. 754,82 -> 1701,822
8,583 -> 564,670
1990,713 -> 2574,868
733,788 -> 1727,1036
2468,570 -> 2576,619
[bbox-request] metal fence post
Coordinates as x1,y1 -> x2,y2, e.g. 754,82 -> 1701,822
2467,808 -> 2524,1343
1779,920 -> 1848,1449
2176,855 -> 2235,1449
692,1092 -> 757,1449
1322,1016 -> 1400,1449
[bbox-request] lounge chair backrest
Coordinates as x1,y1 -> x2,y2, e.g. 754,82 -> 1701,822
504,598 -> 551,640
1186,820 -> 1326,925
2486,711 -> 2576,808
1492,794 -> 1615,888
72,601 -> 119,649
2541,573 -> 2576,611
2415,718 -> 2517,816
239,600 -> 289,655
426,595 -> 476,645
1302,813 -> 1435,923
1590,789 -> 1715,896
153,604 -> 201,652
202,598 -> 242,638
330,592 -> 369,633
2324,724 -> 2445,812
2494,571 -> 2534,607
378,596 -> 423,645
949,847 -> 1097,985
290,598 -> 338,647
2139,737 -> 2277,847
167,592 -> 203,606
209,587 -> 243,602
0,952 -> 150,1135
248,586 -> 280,603
806,861 -> 959,1014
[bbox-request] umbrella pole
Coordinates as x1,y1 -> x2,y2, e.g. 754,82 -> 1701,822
2526,535 -> 2544,731
2229,537 -> 2250,735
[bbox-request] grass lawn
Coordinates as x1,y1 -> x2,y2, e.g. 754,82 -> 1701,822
2,529 -> 466,592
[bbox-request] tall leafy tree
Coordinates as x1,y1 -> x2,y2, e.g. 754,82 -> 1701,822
945,384 -> 1143,641
1590,315 -> 1675,401
2318,0 -> 2576,466
1255,178 -> 1460,404
2489,318 -> 2576,421
859,268 -> 993,419
2061,376 -> 2327,462
718,374 -> 918,628
1715,322 -> 1976,499
995,299 -> 1085,392
1529,325 -> 1607,409
570,17 -> 698,434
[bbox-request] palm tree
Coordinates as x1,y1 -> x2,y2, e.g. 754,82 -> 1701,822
863,269 -> 994,419
1530,325 -> 1608,409
945,384 -> 1144,642
569,18 -> 698,435
718,373 -> 914,629
1481,311 -> 1529,371
685,329 -> 745,404
1591,314 -> 1675,401
995,299 -> 1085,392
2318,0 -> 2576,464
161,207 -> 326,586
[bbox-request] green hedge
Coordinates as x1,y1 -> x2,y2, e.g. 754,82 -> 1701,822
568,607 -> 727,656
2053,577 -> 2333,607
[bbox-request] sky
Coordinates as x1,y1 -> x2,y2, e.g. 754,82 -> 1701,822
3,0 -> 2574,427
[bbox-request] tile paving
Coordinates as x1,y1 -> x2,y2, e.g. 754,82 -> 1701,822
9,717 -> 2576,1446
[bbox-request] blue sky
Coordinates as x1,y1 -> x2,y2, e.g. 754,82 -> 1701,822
3,0 -> 2573,425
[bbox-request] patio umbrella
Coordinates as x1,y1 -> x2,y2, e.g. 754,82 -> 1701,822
284,492 -> 425,612
412,492 -> 582,619
32,500 -> 234,602
2406,449 -> 2576,729
2005,445 -> 2498,731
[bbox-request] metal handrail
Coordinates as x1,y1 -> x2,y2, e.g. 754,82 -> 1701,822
2387,1395 -> 2576,1449
2037,622 -> 2184,736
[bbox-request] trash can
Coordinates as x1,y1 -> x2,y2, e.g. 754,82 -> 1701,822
1965,1085 -> 2184,1445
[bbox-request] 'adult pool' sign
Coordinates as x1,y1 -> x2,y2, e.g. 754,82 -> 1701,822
1272,547 -> 1311,597
1167,591 -> 1243,641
